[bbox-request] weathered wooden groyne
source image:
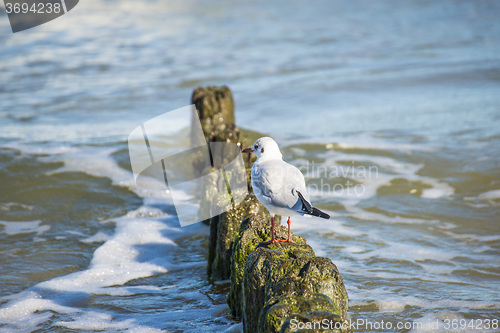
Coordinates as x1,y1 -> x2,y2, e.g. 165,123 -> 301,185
192,86 -> 349,332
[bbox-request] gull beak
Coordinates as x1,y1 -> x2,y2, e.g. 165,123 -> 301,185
242,148 -> 254,153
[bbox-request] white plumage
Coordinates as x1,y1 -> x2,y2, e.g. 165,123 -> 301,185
243,137 -> 329,245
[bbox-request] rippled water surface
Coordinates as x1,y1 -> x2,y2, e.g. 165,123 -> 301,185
1,0 -> 499,332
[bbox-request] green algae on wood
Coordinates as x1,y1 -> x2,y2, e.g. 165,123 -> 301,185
240,240 -> 348,332
227,197 -> 288,317
261,292 -> 341,332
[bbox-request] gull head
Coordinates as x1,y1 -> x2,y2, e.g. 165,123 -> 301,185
242,137 -> 283,160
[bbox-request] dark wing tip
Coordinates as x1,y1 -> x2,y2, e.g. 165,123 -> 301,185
312,207 -> 330,219
296,190 -> 313,214
296,190 -> 330,219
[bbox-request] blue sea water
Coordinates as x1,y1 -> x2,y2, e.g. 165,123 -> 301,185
0,0 -> 499,332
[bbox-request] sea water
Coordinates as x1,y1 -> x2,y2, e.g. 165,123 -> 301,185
0,0 -> 499,332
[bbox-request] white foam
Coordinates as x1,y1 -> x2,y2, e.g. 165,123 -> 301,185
342,246 -> 366,254
333,239 -> 465,283
0,220 -> 49,236
421,185 -> 453,199
0,202 -> 34,212
0,290 -> 80,332
462,189 -> 500,207
479,189 -> 500,200
0,208 -> 212,332
0,144 -> 211,332
223,323 -> 244,333
37,216 -> 174,294
80,231 -> 110,243
375,296 -> 425,312
54,311 -> 164,332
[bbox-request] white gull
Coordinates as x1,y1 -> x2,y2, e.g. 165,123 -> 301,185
243,137 -> 330,245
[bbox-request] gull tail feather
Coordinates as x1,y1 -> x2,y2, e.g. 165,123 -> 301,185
310,207 -> 330,219
296,190 -> 330,219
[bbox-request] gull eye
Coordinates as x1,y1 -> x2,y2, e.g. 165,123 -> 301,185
254,144 -> 258,149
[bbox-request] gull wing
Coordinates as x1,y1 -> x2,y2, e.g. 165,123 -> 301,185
251,160 -> 310,213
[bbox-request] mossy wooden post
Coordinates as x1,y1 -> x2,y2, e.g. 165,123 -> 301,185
191,86 -> 236,143
191,86 -> 350,332
191,86 -> 254,280
230,213 -> 349,333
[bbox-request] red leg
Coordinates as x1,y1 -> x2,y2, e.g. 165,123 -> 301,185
287,216 -> 291,241
278,216 -> 295,243
259,216 -> 278,246
276,216 -> 296,243
259,216 -> 296,246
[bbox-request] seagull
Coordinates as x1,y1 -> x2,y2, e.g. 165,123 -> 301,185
242,137 -> 330,245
